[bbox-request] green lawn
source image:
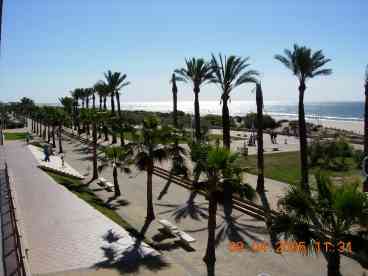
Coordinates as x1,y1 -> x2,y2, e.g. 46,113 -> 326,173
238,151 -> 362,186
4,132 -> 28,140
46,171 -> 148,242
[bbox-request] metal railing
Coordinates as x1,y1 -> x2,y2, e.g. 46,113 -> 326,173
2,163 -> 30,276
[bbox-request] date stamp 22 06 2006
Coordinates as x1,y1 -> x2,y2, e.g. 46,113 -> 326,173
228,240 -> 352,254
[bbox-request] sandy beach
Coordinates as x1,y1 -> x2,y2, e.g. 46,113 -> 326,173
311,119 -> 364,134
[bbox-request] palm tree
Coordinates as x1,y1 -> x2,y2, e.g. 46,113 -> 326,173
103,71 -> 129,143
19,97 -> 35,125
175,58 -> 213,141
80,109 -> 103,180
200,146 -> 255,276
364,65 -> 368,156
54,108 -> 69,154
210,54 -> 259,149
70,89 -> 81,132
275,44 -> 332,194
94,81 -> 108,111
133,116 -> 171,222
364,65 -> 368,193
103,70 -> 130,117
254,82 -> 278,248
272,172 -> 368,276
94,82 -> 110,140
0,0 -> 3,52
99,146 -> 132,198
170,73 -> 179,128
59,96 -> 74,117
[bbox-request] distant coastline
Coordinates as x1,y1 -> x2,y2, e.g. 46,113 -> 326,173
39,100 -> 365,134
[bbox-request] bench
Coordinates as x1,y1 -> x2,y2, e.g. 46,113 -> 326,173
158,219 -> 196,246
272,147 -> 279,151
98,177 -> 114,191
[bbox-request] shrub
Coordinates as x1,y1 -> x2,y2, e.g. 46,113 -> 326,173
308,138 -> 354,171
353,149 -> 365,169
243,113 -> 278,129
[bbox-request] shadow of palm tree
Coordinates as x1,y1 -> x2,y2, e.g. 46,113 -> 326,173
94,228 -> 170,275
156,195 -> 208,223
157,177 -> 172,200
215,213 -> 267,250
104,198 -> 130,210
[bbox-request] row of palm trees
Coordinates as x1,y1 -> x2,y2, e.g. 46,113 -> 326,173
23,44 -> 368,276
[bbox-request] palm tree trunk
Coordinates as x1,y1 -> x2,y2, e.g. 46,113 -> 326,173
365,84 -> 368,192
120,131 -> 125,147
326,249 -> 341,276
146,162 -> 155,222
92,94 -> 95,109
222,96 -> 231,149
86,97 -> 89,109
58,123 -> 63,153
113,165 -> 121,197
42,125 -> 46,140
172,74 -> 178,128
52,126 -> 56,148
92,122 -> 98,180
194,87 -> 201,142
298,81 -> 309,195
39,122 -> 42,137
104,124 -> 109,141
104,97 -> 107,110
111,93 -> 115,114
116,92 -> 121,117
99,96 -> 102,111
255,83 -> 277,248
203,183 -> 217,276
47,125 -> 51,143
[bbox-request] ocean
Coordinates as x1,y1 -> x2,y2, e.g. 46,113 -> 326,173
118,101 -> 364,122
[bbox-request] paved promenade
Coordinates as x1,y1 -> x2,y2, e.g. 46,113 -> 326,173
2,141 -> 176,276
58,132 -> 366,276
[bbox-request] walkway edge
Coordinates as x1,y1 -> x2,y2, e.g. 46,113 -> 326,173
7,169 -> 32,276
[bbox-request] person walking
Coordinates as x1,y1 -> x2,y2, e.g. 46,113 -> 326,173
43,144 -> 50,162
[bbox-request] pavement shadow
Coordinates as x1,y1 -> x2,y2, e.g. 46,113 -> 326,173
215,214 -> 267,250
94,228 -> 170,275
156,200 -> 208,223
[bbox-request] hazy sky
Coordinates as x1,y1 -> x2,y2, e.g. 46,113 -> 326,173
0,0 -> 367,103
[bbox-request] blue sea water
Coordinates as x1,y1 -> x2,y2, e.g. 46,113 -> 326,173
118,101 -> 364,122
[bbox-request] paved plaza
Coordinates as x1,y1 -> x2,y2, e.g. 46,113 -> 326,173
2,141 -> 185,276
1,127 -> 367,276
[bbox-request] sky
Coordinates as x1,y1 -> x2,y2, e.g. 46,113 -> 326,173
0,0 -> 367,104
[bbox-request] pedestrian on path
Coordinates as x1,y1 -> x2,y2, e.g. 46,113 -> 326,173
43,144 -> 50,162
60,153 -> 65,168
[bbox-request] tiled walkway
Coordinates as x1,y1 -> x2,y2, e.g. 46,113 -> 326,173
3,141 -> 158,275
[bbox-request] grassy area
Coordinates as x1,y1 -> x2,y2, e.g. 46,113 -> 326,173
4,132 -> 28,140
46,171 -> 149,242
238,151 -> 362,186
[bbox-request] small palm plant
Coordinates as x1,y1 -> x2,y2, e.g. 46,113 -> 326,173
272,172 -> 368,276
99,146 -> 132,198
275,45 -> 332,195
133,116 -> 171,222
175,58 -> 213,141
